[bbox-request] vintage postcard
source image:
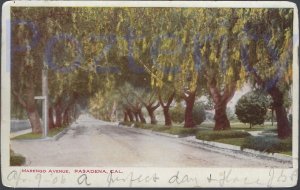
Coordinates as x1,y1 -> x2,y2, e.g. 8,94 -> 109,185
1,0 -> 299,188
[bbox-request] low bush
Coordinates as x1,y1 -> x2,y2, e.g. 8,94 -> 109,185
196,130 -> 251,141
241,136 -> 292,154
10,150 -> 26,166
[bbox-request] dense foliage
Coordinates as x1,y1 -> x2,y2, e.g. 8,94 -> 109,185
11,7 -> 293,138
235,91 -> 269,128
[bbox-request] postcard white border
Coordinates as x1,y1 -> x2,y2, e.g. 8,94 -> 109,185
1,1 -> 299,188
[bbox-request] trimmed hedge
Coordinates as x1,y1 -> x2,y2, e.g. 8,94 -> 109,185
241,136 -> 292,154
196,130 -> 251,141
120,122 -> 199,136
162,127 -> 199,136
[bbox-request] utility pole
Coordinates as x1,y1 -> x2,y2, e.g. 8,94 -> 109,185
42,68 -> 48,138
35,68 -> 48,138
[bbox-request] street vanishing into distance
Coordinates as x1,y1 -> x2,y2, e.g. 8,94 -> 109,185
11,115 -> 292,168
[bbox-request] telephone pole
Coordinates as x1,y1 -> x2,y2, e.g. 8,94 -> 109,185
35,68 -> 48,138
42,68 -> 48,138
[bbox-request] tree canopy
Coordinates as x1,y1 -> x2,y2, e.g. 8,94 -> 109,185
11,7 -> 293,138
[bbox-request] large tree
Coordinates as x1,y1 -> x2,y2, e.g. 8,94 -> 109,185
240,9 -> 293,138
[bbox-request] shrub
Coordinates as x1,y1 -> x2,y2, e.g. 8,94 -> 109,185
170,102 -> 206,125
192,102 -> 206,125
196,130 -> 251,141
170,104 -> 185,123
241,136 -> 292,153
10,150 -> 26,166
235,91 -> 268,128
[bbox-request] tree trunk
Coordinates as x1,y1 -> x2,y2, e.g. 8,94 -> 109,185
133,112 -> 139,122
48,107 -> 55,129
268,87 -> 291,139
208,81 -> 234,131
146,104 -> 159,124
214,102 -> 230,130
147,108 -> 157,124
138,110 -> 146,123
13,88 -> 42,134
63,109 -> 70,125
55,106 -> 63,128
163,107 -> 172,126
184,92 -> 196,128
26,106 -> 42,133
123,111 -> 129,122
110,101 -> 117,122
158,91 -> 175,127
26,86 -> 42,134
127,109 -> 134,122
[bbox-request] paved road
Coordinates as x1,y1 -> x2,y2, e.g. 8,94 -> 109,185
10,115 -> 291,167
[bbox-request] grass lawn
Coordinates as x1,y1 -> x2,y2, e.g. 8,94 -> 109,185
12,127 -> 67,140
279,151 -> 292,156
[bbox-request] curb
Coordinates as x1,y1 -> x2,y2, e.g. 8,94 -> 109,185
52,127 -> 70,141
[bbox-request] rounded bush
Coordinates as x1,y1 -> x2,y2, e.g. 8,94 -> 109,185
170,104 -> 185,123
192,102 -> 206,125
235,91 -> 268,127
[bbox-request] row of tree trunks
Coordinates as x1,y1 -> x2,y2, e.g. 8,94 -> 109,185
123,107 -> 134,122
158,91 -> 175,127
48,95 -> 78,129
